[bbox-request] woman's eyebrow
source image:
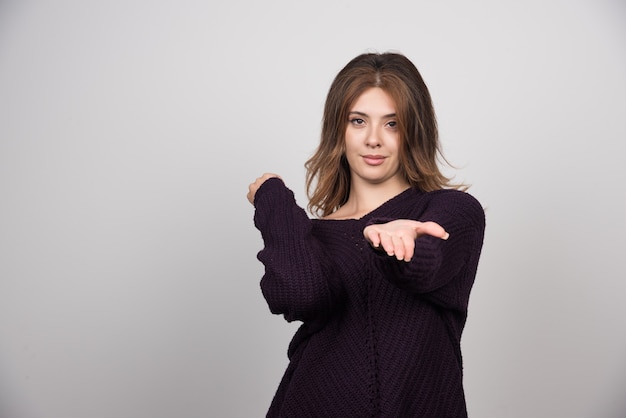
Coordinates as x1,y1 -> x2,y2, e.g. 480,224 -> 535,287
348,111 -> 396,118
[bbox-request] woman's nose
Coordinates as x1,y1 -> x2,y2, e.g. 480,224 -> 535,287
365,127 -> 382,148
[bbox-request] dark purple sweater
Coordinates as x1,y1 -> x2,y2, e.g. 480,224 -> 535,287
253,178 -> 485,418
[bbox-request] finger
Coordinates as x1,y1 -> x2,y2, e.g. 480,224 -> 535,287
364,227 -> 381,248
400,235 -> 415,261
378,233 -> 395,257
247,187 -> 256,204
416,221 -> 449,240
391,235 -> 405,261
405,239 -> 415,261
261,173 -> 281,182
248,178 -> 266,203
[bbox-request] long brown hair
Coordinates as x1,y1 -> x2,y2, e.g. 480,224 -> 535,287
305,52 -> 461,217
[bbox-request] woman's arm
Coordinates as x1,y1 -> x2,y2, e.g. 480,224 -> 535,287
364,191 -> 485,306
364,219 -> 449,262
250,176 -> 340,324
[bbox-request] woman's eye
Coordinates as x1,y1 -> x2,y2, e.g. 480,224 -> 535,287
350,118 -> 365,125
386,121 -> 397,128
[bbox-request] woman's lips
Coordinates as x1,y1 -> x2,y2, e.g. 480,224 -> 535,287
362,155 -> 385,166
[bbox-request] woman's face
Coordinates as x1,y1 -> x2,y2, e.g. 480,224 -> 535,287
344,87 -> 405,187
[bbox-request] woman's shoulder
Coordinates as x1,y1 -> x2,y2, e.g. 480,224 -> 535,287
421,188 -> 485,224
426,187 -> 481,204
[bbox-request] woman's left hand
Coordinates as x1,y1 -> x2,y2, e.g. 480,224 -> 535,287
363,219 -> 449,262
247,173 -> 281,204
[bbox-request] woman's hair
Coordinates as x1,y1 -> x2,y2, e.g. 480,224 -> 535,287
305,52 -> 461,217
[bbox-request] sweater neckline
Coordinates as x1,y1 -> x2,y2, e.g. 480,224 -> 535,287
314,187 -> 418,222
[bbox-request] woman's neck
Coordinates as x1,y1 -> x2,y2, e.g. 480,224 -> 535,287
326,178 -> 410,220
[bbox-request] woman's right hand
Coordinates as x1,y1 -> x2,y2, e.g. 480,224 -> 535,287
363,219 -> 449,262
247,173 -> 281,204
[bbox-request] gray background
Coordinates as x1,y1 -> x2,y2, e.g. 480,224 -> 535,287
1,0 -> 625,417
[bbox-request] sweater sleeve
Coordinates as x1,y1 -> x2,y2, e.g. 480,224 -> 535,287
253,177 -> 340,324
368,190 -> 485,311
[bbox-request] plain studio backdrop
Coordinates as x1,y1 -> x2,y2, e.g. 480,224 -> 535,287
1,1 -> 625,417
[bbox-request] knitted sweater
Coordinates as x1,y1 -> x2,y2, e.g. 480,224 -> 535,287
253,178 -> 485,418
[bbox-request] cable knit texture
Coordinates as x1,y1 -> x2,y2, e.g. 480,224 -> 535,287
253,178 -> 485,418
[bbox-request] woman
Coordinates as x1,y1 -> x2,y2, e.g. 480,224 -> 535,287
247,52 -> 485,418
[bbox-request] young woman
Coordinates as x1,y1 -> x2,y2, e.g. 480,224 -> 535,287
247,52 -> 485,418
